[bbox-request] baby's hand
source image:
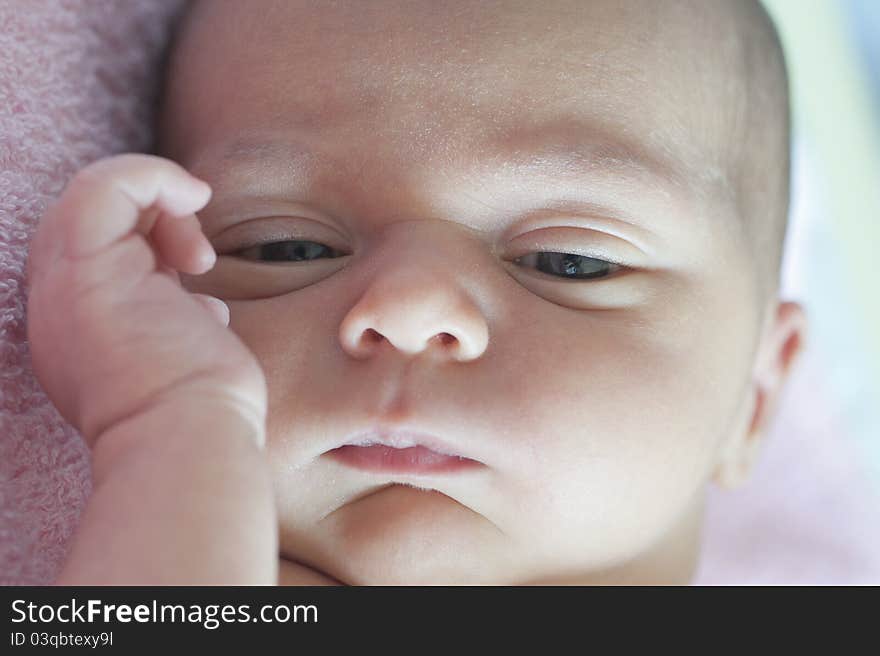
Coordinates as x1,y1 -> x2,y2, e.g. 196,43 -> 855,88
27,153 -> 265,447
26,154 -> 276,584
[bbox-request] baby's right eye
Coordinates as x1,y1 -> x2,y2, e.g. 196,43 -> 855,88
513,252 -> 623,280
232,240 -> 348,263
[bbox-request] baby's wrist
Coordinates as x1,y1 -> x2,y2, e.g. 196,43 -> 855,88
90,396 -> 267,484
60,397 -> 275,585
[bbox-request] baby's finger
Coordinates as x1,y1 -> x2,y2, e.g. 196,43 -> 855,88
136,204 -> 163,238
191,294 -> 230,326
144,230 -> 181,285
151,211 -> 217,276
51,153 -> 211,262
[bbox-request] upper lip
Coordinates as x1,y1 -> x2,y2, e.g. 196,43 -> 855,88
332,425 -> 480,462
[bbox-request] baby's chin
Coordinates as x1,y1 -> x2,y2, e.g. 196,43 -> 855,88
277,556 -> 342,585
279,484 -> 515,585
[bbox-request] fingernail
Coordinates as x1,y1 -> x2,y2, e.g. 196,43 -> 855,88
185,176 -> 212,207
190,176 -> 211,195
199,244 -> 217,270
208,297 -> 230,326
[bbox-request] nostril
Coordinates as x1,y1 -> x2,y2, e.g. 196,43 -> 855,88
364,328 -> 385,343
355,328 -> 458,355
437,332 -> 456,346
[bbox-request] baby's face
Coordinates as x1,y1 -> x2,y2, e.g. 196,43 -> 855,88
164,0 -> 768,583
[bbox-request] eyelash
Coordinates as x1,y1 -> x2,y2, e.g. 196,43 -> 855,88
234,240 -> 347,263
512,252 -> 621,280
231,240 -> 622,281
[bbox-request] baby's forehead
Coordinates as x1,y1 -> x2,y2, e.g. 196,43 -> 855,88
163,0 -> 774,223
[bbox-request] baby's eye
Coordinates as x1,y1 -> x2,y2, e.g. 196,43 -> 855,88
229,240 -> 618,281
513,252 -> 621,280
233,240 -> 347,262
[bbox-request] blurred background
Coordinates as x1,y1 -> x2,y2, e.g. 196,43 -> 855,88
695,0 -> 880,584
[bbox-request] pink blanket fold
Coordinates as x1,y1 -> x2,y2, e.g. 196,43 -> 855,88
2,0 -> 878,585
0,0 -> 187,585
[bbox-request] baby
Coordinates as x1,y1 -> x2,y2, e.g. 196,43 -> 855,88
26,0 -> 807,585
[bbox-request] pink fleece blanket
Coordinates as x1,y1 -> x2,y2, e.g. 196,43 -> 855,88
2,0 -> 878,585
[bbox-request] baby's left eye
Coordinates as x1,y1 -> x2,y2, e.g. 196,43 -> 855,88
513,252 -> 621,280
233,240 -> 347,262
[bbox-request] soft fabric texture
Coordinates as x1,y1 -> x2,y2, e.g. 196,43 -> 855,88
0,0 -> 188,585
1,0 -> 878,585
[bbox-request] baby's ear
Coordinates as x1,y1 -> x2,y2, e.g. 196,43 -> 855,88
712,299 -> 808,489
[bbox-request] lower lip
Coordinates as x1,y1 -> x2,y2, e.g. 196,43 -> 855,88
327,444 -> 481,474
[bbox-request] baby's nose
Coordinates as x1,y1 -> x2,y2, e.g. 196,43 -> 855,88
337,221 -> 490,362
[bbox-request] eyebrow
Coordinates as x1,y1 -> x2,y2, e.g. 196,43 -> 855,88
487,118 -> 690,192
191,119 -> 690,195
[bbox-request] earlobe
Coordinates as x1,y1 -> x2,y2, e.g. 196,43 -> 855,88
712,300 -> 808,489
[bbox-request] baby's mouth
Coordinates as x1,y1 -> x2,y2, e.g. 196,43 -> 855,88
325,429 -> 483,474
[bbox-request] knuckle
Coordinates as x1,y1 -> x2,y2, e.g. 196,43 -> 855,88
74,153 -> 186,191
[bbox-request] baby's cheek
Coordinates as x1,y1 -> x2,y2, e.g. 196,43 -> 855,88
511,304 -> 752,563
